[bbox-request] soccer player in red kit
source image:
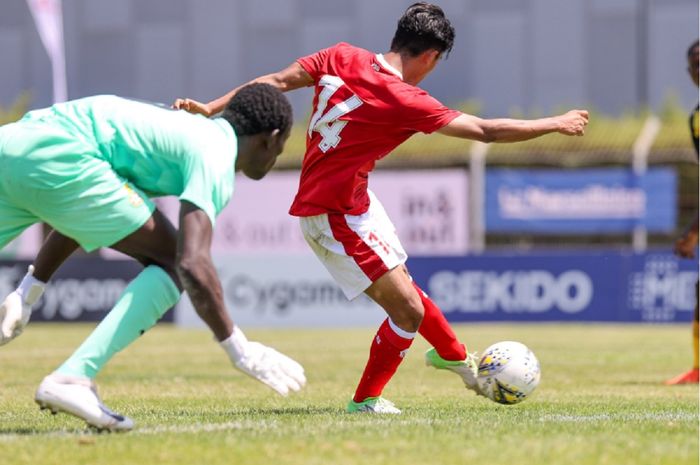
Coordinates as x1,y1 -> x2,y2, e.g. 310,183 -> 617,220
178,2 -> 589,413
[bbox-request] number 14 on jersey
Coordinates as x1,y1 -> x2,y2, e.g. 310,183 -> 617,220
308,75 -> 363,152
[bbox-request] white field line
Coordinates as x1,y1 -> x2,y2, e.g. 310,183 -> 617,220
0,412 -> 695,441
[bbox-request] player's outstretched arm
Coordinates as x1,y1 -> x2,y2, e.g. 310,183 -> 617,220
437,110 -> 589,143
176,201 -> 305,395
173,62 -> 313,117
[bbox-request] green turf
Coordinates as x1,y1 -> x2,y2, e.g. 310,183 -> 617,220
0,323 -> 697,465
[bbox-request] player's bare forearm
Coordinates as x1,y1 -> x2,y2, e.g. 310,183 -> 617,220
205,62 -> 313,116
438,110 -> 589,143
176,202 -> 233,341
177,254 -> 232,341
32,229 -> 80,282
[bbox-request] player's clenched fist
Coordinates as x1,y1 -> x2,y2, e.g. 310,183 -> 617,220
219,326 -> 306,396
556,110 -> 589,136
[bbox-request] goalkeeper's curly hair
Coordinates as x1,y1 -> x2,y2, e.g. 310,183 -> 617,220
222,83 -> 293,136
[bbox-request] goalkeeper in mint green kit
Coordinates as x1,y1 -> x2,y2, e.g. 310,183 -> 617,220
0,84 -> 305,431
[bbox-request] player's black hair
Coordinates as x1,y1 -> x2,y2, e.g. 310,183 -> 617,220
222,83 -> 293,136
390,2 -> 455,58
688,40 -> 699,58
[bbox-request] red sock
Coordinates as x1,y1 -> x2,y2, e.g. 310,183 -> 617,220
414,283 -> 467,361
353,318 -> 415,402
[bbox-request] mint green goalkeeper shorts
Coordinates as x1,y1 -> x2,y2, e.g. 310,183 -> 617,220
0,120 -> 155,252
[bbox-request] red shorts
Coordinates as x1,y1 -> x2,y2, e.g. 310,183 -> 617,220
299,191 -> 407,299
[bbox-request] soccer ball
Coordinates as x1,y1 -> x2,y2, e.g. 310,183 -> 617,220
476,341 -> 541,405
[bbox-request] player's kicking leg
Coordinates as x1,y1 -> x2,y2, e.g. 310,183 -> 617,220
353,256 -> 482,407
300,192 -> 480,414
349,266 -> 482,415
300,205 -> 419,414
414,282 -> 480,392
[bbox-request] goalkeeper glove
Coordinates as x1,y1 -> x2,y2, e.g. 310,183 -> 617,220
0,265 -> 45,345
220,326 -> 306,396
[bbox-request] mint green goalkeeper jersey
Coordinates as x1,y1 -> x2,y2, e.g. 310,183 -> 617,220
0,95 -> 237,252
24,95 -> 237,224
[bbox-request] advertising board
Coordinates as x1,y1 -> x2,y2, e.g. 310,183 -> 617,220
485,168 -> 676,233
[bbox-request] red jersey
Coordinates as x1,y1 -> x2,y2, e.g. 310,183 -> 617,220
289,42 -> 460,217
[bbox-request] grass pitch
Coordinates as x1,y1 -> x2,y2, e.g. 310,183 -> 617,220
0,323 -> 697,465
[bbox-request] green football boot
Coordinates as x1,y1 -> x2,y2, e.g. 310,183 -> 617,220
425,348 -> 483,396
347,396 -> 401,414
